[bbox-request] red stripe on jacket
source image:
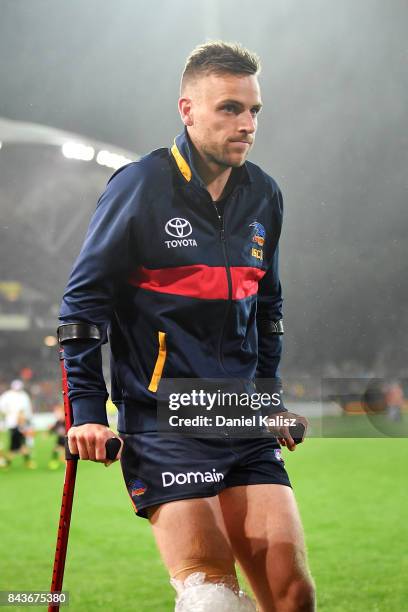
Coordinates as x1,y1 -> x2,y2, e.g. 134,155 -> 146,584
128,265 -> 265,300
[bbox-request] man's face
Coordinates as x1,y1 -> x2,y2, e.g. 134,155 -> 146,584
180,72 -> 262,169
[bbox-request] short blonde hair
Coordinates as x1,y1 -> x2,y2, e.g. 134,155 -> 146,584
181,41 -> 261,94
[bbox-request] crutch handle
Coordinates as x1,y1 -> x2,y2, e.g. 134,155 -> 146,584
64,436 -> 121,461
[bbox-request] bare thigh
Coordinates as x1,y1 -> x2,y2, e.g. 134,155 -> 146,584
148,496 -> 238,587
219,484 -> 312,611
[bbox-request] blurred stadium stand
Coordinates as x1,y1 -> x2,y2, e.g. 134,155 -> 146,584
0,117 -> 137,406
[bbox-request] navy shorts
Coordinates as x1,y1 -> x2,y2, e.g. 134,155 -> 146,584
120,432 -> 291,519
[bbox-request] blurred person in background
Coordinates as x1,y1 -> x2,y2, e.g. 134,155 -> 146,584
384,380 -> 404,422
47,403 -> 66,469
0,379 -> 36,468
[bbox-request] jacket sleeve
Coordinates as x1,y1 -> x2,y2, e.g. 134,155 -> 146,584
59,163 -> 140,426
256,245 -> 283,380
255,192 -> 286,413
256,184 -> 284,381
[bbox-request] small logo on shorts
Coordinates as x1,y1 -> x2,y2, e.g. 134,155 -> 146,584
128,478 -> 147,497
274,449 -> 283,462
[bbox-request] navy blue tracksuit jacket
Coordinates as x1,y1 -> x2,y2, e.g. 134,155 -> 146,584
60,128 -> 284,433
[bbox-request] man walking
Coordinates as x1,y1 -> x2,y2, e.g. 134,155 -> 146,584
61,41 -> 315,611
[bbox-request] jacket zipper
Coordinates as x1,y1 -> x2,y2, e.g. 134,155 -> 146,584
213,202 -> 232,374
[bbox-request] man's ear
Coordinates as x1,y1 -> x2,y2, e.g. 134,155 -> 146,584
178,97 -> 194,126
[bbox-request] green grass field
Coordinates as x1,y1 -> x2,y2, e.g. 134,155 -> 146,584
1,433 -> 407,611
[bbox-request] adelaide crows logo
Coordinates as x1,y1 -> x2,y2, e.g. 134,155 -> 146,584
249,221 -> 265,246
128,478 -> 147,497
249,221 -> 265,261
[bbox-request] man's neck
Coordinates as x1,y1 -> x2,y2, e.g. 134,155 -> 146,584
188,132 -> 232,201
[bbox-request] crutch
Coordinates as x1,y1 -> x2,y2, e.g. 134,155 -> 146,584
48,323 -> 121,611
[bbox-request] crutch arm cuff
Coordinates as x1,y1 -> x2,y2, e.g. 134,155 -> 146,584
57,322 -> 101,344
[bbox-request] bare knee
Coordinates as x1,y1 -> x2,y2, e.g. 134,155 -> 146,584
276,576 -> 315,612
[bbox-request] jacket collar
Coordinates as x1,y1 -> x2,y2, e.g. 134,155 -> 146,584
170,127 -> 252,193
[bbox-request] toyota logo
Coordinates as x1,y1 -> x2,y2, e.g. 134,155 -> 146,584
165,217 -> 192,238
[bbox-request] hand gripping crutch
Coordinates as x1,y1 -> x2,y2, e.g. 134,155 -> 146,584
48,323 -> 121,611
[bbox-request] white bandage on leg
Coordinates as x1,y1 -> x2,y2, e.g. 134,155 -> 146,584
171,572 -> 256,612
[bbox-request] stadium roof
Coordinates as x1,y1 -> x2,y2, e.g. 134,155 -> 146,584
0,116 -> 137,160
0,117 -> 140,307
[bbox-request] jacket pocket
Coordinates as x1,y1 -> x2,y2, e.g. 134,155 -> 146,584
148,331 -> 167,392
